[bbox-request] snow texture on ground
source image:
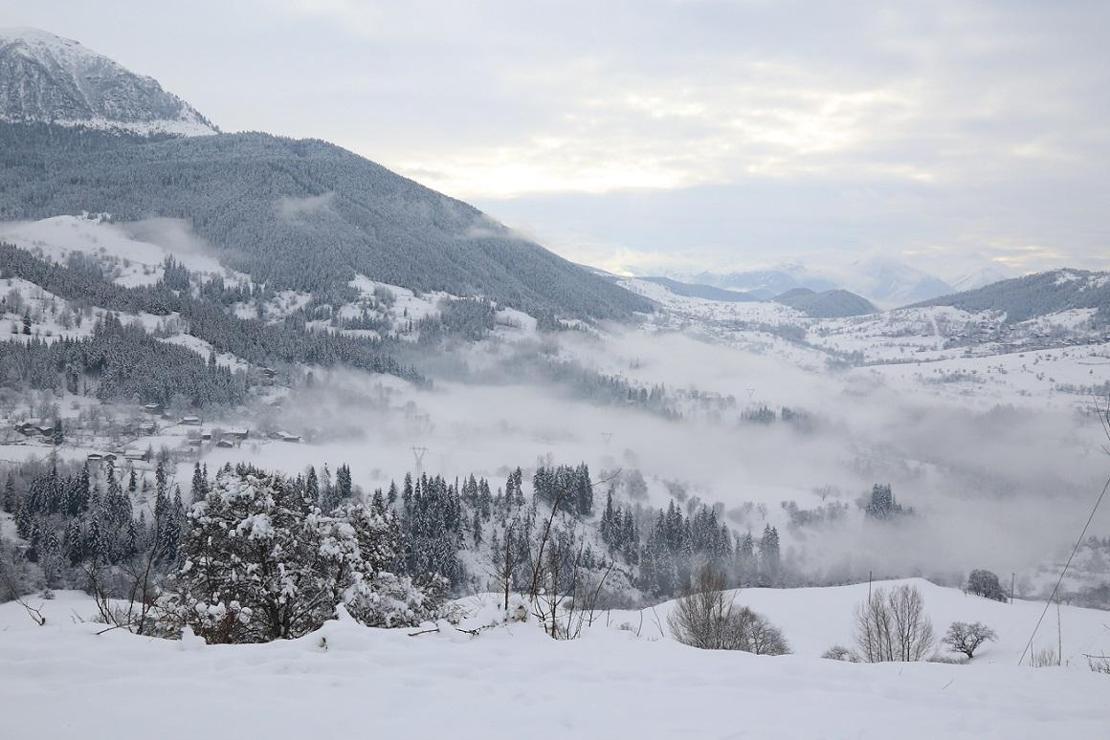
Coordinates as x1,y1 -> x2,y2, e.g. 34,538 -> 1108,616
1,581 -> 1107,740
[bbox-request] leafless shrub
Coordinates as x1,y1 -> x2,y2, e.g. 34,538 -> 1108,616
822,645 -> 858,662
1086,655 -> 1110,674
745,609 -> 791,655
854,584 -> 935,662
668,566 -> 790,654
667,567 -> 736,649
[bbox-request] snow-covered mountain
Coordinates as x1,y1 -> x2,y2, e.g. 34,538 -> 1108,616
836,257 -> 954,307
948,265 -> 1014,293
0,27 -> 217,136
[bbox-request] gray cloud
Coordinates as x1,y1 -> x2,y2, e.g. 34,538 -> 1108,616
276,192 -> 336,221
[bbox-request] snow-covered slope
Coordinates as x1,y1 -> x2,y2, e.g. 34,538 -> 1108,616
0,27 -> 216,136
2,584 -> 1106,740
651,578 -> 1110,666
0,214 -> 237,286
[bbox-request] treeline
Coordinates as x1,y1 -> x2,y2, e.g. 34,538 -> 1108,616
0,242 -> 422,383
0,313 -> 247,407
417,298 -> 498,343
533,359 -> 678,418
2,456 -> 792,613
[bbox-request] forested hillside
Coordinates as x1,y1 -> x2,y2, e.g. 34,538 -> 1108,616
0,123 -> 651,321
911,269 -> 1110,324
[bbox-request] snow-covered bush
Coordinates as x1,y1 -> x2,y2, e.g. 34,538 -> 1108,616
156,467 -> 443,643
345,570 -> 446,628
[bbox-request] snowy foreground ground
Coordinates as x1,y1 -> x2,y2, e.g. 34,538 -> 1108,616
2,580 -> 1108,739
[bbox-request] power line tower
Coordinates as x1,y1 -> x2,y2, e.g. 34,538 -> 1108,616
411,446 -> 428,476
600,432 -> 613,447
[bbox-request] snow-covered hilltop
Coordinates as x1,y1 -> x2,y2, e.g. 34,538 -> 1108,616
0,27 -> 217,137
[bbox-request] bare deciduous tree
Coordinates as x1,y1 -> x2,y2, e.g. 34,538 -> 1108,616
942,621 -> 997,659
855,584 -> 935,662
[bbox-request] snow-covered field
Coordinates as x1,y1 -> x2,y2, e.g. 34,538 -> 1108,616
2,580 -> 1108,739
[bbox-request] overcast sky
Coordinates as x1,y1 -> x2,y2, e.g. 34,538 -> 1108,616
4,1 -> 1108,280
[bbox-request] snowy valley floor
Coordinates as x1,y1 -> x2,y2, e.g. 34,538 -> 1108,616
2,580 -> 1108,740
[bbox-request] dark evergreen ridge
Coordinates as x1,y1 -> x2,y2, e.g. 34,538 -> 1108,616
909,269 -> 1110,325
0,122 -> 652,321
641,276 -> 758,302
773,287 -> 877,318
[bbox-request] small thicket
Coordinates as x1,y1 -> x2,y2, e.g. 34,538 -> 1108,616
667,567 -> 790,655
854,584 -> 935,662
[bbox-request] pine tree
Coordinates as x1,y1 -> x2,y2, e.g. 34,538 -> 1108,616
402,473 -> 414,515
336,464 -> 353,506
305,466 -> 319,507
1,475 -> 15,514
191,463 -> 208,503
758,525 -> 781,585
600,490 -> 617,547
574,463 -> 593,516
64,518 -> 84,565
472,511 -> 483,545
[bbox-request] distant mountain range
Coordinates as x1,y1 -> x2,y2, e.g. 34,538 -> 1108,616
642,267 -> 1109,325
683,258 -> 957,306
0,28 -> 649,321
637,276 -> 876,317
687,268 -> 837,300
